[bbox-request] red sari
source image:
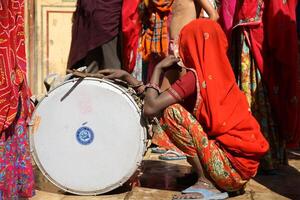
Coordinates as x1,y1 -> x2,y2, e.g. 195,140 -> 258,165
122,0 -> 141,73
0,0 -> 35,198
178,19 -> 269,179
219,0 -> 299,171
255,0 -> 300,148
234,0 -> 300,148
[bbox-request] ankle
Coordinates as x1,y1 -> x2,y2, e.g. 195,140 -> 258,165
197,177 -> 212,186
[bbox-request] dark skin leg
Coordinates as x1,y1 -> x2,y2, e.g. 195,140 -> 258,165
187,156 -> 221,188
171,155 -> 221,199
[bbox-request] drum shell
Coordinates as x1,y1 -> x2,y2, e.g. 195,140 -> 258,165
30,78 -> 147,195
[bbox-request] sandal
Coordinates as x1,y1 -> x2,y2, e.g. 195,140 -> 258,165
158,150 -> 186,160
173,186 -> 228,200
151,147 -> 168,154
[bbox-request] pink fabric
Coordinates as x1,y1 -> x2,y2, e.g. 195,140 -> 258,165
0,107 -> 35,199
219,0 -> 237,38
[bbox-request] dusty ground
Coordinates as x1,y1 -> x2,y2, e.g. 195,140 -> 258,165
29,149 -> 300,200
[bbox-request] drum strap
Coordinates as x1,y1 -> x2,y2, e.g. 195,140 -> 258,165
61,68 -> 105,101
60,77 -> 84,101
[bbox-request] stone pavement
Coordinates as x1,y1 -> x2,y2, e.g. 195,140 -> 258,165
30,150 -> 300,200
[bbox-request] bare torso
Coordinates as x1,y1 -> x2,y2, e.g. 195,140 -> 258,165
161,0 -> 198,91
161,0 -> 217,91
170,0 -> 201,39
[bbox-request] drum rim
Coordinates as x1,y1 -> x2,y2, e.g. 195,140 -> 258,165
29,77 -> 147,195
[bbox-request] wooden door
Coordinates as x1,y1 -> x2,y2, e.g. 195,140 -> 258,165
26,0 -> 76,95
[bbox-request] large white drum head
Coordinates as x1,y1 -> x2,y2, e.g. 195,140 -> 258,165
30,78 -> 147,195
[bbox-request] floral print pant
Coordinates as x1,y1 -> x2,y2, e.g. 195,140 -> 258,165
160,104 -> 247,192
0,110 -> 35,199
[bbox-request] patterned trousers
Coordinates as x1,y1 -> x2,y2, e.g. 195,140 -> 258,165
160,104 -> 247,192
0,106 -> 35,199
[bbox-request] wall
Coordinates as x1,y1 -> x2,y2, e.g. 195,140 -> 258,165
26,0 -> 76,95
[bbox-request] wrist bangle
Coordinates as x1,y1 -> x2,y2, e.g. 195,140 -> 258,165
129,81 -> 144,89
145,82 -> 161,94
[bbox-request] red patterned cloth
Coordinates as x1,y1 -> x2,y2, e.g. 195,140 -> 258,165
178,19 -> 269,179
0,106 -> 35,199
151,71 -> 196,152
151,123 -> 183,153
161,104 -> 247,191
0,0 -> 33,132
0,0 -> 35,198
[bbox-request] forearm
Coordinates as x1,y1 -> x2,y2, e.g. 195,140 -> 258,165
124,73 -> 142,87
144,67 -> 162,105
122,73 -> 145,95
97,69 -> 145,94
143,56 -> 180,117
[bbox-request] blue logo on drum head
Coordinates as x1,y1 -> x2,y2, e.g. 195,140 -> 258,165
76,126 -> 94,145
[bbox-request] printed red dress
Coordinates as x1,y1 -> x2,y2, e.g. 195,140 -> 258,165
0,0 -> 35,199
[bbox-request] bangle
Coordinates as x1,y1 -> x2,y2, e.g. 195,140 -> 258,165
145,82 -> 161,94
129,81 -> 144,89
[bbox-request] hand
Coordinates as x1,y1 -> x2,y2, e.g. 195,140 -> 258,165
209,10 -> 219,21
156,55 -> 180,70
97,69 -> 130,81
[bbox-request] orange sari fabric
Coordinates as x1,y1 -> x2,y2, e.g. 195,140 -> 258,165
178,19 -> 269,179
141,0 -> 173,61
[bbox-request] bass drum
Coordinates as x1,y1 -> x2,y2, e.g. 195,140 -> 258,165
30,78 -> 147,195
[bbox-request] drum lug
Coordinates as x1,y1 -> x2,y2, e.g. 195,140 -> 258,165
65,188 -> 71,193
42,171 -> 49,177
28,120 -> 34,126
